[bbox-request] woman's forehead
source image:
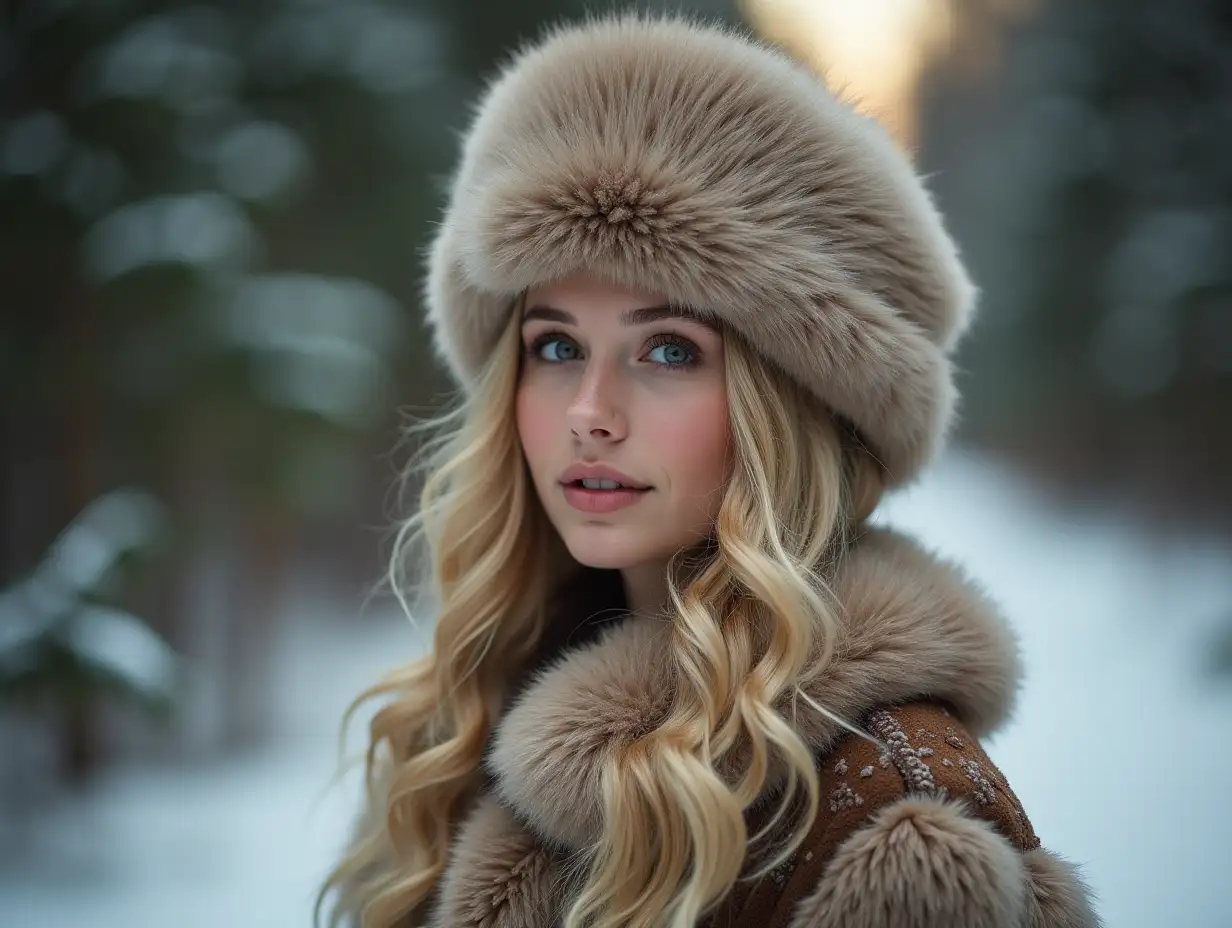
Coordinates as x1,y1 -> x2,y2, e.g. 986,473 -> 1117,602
521,276 -> 721,332
522,302 -> 718,331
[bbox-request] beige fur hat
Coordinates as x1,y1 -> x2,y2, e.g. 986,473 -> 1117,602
422,11 -> 977,488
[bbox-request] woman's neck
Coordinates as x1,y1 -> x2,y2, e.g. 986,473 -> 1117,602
621,559 -> 670,616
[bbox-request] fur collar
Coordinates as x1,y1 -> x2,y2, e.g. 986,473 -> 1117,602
486,526 -> 1022,852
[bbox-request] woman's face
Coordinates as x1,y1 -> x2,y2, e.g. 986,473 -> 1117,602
516,271 -> 730,575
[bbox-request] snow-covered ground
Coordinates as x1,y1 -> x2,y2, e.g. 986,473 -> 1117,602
875,451 -> 1232,928
0,587 -> 425,928
2,448 -> 1230,927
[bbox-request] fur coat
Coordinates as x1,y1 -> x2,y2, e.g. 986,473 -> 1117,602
361,526 -> 1100,927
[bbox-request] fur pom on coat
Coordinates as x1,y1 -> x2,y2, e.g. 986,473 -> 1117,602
349,528 -> 1101,927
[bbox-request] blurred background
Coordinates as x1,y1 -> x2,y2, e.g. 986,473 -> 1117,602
1,0 -> 1229,925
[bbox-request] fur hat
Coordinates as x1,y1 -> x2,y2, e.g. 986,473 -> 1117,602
422,11 -> 977,488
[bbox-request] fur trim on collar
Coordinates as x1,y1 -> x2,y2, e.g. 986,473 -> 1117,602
487,527 -> 1021,851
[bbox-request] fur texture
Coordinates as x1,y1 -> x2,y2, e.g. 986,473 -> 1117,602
487,527 -> 1021,852
428,794 -> 571,928
416,526 -> 1101,925
349,526 -> 1102,926
423,11 -> 978,487
1022,848 -> 1104,928
787,795 -> 1029,927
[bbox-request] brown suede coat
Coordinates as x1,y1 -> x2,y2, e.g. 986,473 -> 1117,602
361,527 -> 1101,927
703,701 -> 1041,928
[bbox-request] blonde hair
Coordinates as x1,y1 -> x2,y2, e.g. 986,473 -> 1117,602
318,297 -> 885,927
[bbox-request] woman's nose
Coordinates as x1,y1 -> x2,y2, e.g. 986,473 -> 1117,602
566,365 -> 627,442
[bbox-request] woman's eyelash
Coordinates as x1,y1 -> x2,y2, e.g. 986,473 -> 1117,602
522,330 -> 703,370
643,333 -> 702,369
524,331 -> 574,359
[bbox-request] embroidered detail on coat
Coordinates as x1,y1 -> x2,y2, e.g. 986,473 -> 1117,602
828,782 -> 864,812
765,845 -> 816,889
958,757 -> 998,805
868,709 -> 937,793
769,857 -> 797,887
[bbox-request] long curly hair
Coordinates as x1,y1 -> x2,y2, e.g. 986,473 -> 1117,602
317,294 -> 885,928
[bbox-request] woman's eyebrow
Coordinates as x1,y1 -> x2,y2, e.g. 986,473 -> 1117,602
522,304 -> 719,331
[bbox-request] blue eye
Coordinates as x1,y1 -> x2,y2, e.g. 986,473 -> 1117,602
524,332 -> 701,370
528,334 -> 580,362
647,342 -> 692,366
645,335 -> 699,369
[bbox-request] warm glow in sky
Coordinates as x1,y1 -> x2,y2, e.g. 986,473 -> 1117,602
741,0 -> 958,148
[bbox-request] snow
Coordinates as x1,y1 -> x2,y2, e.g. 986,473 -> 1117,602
2,448 -> 1230,926
874,450 -> 1232,928
65,604 -> 181,700
0,597 -> 424,928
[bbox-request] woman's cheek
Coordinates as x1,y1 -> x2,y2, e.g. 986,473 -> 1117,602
649,390 -> 730,493
516,385 -> 555,477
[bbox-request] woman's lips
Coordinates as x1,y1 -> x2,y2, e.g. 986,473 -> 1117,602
561,484 -> 652,513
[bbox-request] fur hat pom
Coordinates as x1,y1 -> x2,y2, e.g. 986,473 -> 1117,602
423,10 -> 977,487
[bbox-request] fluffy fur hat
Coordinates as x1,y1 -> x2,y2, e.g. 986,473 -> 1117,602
423,11 -> 977,487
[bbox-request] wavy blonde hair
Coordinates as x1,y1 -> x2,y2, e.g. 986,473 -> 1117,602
318,295 -> 885,928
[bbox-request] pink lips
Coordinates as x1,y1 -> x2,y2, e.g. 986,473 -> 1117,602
558,463 -> 653,514
558,463 -> 650,488
561,484 -> 651,513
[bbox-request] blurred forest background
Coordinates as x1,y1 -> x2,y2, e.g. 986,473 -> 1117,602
1,0 -> 1229,917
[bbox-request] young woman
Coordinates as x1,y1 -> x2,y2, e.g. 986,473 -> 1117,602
321,11 -> 1100,928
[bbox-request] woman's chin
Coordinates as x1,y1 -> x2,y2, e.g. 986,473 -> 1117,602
560,528 -> 652,571
556,518 -> 713,573
564,545 -> 640,572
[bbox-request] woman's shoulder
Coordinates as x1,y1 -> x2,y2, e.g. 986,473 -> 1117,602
821,701 -> 1040,856
713,701 -> 1102,928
